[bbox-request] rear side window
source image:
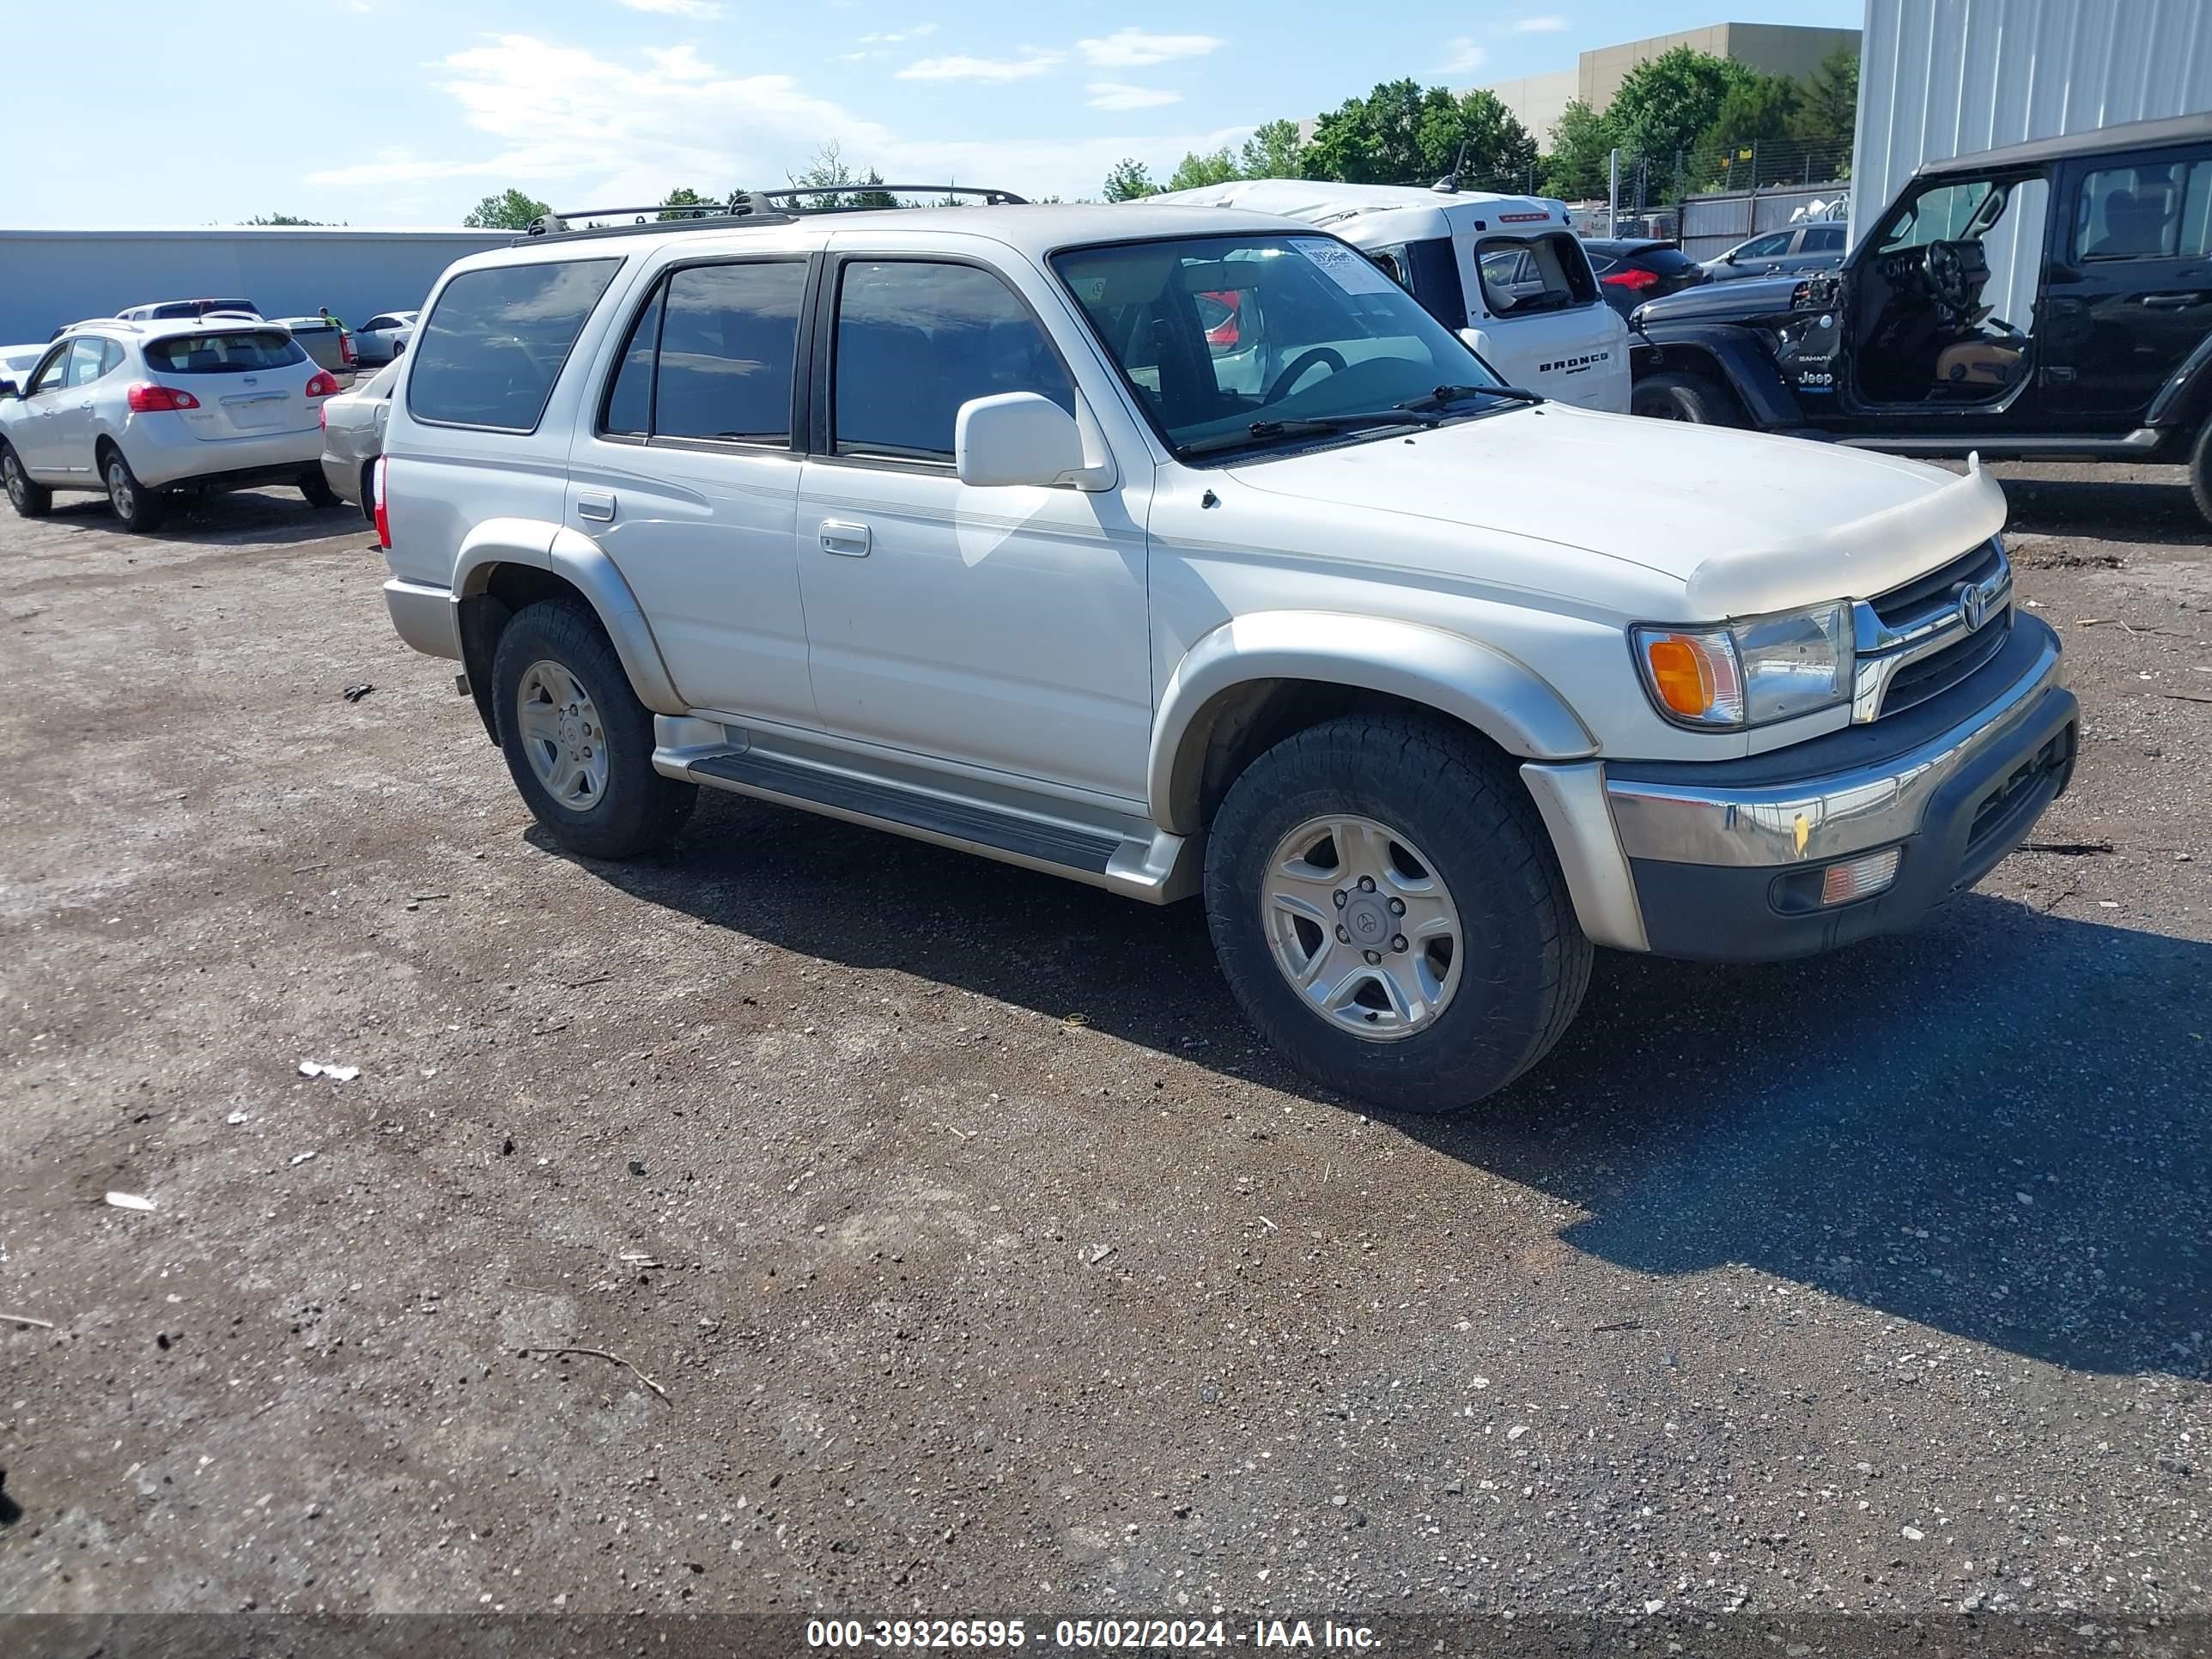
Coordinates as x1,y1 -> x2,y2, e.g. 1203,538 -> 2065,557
832,261 -> 1074,463
144,331 -> 305,373
1801,223 -> 1845,252
2076,159 -> 2212,259
1472,232 -> 1597,316
654,262 -> 805,442
408,258 -> 621,432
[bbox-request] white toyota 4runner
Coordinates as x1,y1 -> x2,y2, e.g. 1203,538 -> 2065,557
373,191 -> 2077,1112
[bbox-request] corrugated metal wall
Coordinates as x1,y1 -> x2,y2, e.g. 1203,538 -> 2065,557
1854,0 -> 2212,321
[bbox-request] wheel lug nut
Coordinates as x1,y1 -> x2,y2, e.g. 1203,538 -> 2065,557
1388,897 -> 1406,915
1334,925 -> 1351,944
1391,934 -> 1408,953
1358,876 -> 1376,892
1362,949 -> 1382,965
1333,890 -> 1347,908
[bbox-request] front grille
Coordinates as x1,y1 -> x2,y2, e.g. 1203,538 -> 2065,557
1869,539 -> 2003,629
1881,606 -> 2014,715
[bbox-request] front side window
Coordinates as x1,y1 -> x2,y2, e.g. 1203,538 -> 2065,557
2075,160 -> 2210,259
408,258 -> 622,432
1737,231 -> 1793,258
27,347 -> 69,394
1054,233 -> 1503,459
832,261 -> 1074,462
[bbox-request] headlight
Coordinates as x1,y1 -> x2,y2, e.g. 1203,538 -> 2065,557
1633,601 -> 1854,729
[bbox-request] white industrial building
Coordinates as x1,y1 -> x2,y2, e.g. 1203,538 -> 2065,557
1852,0 -> 2212,322
0,226 -> 511,347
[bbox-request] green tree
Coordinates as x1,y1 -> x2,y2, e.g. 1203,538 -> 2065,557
1303,78 -> 1430,183
1418,88 -> 1538,188
242,213 -> 328,226
657,186 -> 713,220
1700,71 -> 1802,181
1167,146 -> 1242,191
1238,118 -> 1306,179
1791,46 -> 1861,151
1540,100 -> 1619,199
1102,157 -> 1159,201
1607,46 -> 1750,174
788,141 -> 856,209
463,189 -> 551,229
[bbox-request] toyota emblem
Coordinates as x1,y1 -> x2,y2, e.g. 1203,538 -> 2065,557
1957,580 -> 1989,632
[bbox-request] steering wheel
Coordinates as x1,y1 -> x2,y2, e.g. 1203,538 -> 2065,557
1266,346 -> 1346,404
1927,241 -> 1967,309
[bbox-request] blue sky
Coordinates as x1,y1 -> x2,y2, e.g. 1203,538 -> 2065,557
6,0 -> 1859,226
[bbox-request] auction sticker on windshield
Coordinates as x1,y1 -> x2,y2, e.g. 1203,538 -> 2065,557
1291,238 -> 1396,295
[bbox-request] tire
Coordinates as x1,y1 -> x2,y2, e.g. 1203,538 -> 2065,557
489,599 -> 696,860
1632,369 -> 1741,426
1203,712 -> 1592,1115
2190,421 -> 2212,531
1,441 -> 50,518
299,468 -> 341,509
100,444 -> 167,532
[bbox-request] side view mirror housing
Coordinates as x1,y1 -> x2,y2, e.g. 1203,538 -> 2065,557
0,380 -> 17,399
955,392 -> 1091,489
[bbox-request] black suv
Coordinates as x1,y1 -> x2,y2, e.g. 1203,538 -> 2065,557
1624,112 -> 2212,525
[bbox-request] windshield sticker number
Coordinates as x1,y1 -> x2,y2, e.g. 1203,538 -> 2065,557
1291,238 -> 1397,296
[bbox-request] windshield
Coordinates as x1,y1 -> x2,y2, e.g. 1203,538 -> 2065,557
1053,233 -> 1505,459
1879,179 -> 2002,249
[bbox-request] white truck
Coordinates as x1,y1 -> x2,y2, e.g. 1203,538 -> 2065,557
368,190 -> 2075,1112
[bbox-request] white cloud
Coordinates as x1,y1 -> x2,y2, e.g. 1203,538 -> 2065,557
1515,15 -> 1571,32
896,50 -> 1062,82
304,33 -> 1247,206
642,44 -> 716,80
1076,28 -> 1224,68
615,0 -> 725,15
859,24 -> 937,45
1443,38 -> 1488,75
1085,82 -> 1182,112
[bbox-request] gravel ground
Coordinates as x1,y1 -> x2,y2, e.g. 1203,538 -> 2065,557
0,461 -> 2208,1639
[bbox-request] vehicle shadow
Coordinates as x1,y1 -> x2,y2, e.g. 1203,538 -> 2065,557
41,487 -> 356,549
1989,469 -> 2205,548
554,791 -> 2212,1381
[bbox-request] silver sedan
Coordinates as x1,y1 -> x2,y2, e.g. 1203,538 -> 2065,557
319,358 -> 398,516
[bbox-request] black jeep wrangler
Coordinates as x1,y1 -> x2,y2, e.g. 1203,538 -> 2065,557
1625,112 -> 2212,525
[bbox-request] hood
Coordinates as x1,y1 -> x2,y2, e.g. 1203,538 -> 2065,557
1223,406 -> 2007,618
1632,273 -> 1803,325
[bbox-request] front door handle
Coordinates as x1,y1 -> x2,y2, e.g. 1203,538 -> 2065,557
576,489 -> 615,522
818,519 -> 872,557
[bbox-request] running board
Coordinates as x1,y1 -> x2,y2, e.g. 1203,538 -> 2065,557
652,720 -> 1197,903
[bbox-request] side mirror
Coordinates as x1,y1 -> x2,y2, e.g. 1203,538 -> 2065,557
1457,326 -> 1485,352
0,380 -> 16,399
955,392 -> 1086,489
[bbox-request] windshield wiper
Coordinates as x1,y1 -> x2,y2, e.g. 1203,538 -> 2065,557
1396,383 -> 1546,413
1178,410 -> 1439,457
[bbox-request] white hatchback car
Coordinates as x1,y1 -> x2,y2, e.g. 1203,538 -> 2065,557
353,311 -> 419,367
0,319 -> 343,531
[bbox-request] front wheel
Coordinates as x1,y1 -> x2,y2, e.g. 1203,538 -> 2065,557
2190,421 -> 2212,530
102,447 -> 168,532
1,441 -> 51,517
490,599 -> 697,860
1203,713 -> 1592,1115
1631,369 -> 1741,425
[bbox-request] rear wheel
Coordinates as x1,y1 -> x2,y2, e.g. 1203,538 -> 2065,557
490,599 -> 697,860
1203,712 -> 1592,1115
299,468 -> 341,509
101,446 -> 167,532
2190,421 -> 2212,530
1632,369 -> 1741,425
1,441 -> 50,517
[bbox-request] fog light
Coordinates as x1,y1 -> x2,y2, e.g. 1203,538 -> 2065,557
1820,848 -> 1901,907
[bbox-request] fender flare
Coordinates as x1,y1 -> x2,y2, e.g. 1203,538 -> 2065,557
1629,322 -> 1805,428
2145,328 -> 2212,431
453,518 -> 685,714
1147,611 -> 1597,836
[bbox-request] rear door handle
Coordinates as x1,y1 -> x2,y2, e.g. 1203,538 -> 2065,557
576,489 -> 615,522
2141,292 -> 2200,308
818,520 -> 872,557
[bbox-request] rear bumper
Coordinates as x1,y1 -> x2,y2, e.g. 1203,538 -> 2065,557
383,578 -> 460,659
322,453 -> 365,507
125,421 -> 321,489
1528,615 -> 2077,962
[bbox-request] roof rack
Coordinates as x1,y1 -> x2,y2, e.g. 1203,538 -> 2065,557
523,185 -> 1028,240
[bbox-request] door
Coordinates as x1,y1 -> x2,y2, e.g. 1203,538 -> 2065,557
795,256 -> 1152,802
566,258 -> 814,725
15,342 -> 98,476
48,338 -> 117,470
2041,149 -> 2212,427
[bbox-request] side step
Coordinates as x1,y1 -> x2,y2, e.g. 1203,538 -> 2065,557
691,750 -> 1119,873
653,720 -> 1198,904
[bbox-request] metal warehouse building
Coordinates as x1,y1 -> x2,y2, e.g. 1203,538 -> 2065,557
0,227 -> 512,347
1853,0 -> 2212,323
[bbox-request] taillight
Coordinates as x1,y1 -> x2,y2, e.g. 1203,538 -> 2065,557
1602,266 -> 1660,290
339,332 -> 356,365
372,454 -> 390,550
303,370 -> 339,398
319,403 -> 328,429
126,383 -> 200,412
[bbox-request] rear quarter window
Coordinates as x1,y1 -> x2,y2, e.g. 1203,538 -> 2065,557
407,258 -> 622,432
144,331 -> 306,373
1473,232 -> 1597,316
